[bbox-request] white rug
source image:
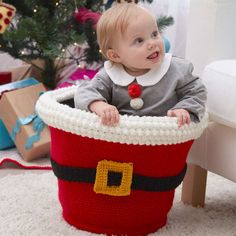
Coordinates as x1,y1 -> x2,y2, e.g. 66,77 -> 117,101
0,171 -> 235,236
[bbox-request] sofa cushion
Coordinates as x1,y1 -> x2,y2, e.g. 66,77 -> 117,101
202,60 -> 236,128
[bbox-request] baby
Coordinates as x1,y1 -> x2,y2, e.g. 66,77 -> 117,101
74,3 -> 206,127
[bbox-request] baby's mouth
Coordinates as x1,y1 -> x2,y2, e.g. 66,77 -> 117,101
147,51 -> 159,59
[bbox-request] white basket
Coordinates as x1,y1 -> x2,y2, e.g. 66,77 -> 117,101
36,86 -> 208,146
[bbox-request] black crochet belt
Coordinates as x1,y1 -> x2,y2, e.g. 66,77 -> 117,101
51,158 -> 187,194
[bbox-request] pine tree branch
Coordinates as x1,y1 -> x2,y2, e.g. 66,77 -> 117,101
157,15 -> 174,33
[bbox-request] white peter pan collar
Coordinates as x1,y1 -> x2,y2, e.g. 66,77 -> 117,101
104,53 -> 172,86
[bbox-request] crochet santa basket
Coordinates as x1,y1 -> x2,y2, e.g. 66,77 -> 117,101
36,86 -> 208,236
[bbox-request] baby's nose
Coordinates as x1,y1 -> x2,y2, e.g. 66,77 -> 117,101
147,40 -> 157,50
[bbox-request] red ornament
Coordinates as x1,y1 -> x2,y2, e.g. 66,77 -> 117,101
7,10 -> 13,17
74,7 -> 101,28
128,83 -> 142,98
4,18 -> 10,25
0,2 -> 16,34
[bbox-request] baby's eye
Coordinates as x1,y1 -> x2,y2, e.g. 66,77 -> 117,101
151,31 -> 159,38
134,37 -> 144,44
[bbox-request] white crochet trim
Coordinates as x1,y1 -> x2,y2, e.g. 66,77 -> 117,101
36,86 -> 208,146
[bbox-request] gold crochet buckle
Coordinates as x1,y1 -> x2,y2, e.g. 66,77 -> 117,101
93,160 -> 133,196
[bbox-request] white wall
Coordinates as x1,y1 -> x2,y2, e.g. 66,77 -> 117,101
140,0 -> 190,58
186,0 -> 236,76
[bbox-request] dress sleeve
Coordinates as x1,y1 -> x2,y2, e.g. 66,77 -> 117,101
170,62 -> 207,122
74,68 -> 112,111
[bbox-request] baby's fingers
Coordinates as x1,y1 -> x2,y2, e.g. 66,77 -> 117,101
183,112 -> 191,125
176,113 -> 184,127
101,109 -> 119,126
101,110 -> 111,125
109,109 -> 119,125
177,112 -> 191,127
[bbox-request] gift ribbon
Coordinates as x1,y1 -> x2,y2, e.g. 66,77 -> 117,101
11,113 -> 45,150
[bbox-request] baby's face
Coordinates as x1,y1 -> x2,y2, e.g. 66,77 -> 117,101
114,9 -> 165,76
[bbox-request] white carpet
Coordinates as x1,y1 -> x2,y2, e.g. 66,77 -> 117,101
0,171 -> 235,236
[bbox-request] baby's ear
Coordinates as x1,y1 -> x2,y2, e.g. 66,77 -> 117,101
106,49 -> 121,63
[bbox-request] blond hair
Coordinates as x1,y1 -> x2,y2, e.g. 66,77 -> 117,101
96,3 -> 142,58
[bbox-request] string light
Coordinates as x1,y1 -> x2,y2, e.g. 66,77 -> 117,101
62,49 -> 65,53
73,0 -> 78,12
33,9 -> 37,13
55,2 -> 59,6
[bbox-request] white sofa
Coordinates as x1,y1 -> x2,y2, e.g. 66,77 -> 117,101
181,0 -> 236,206
181,60 -> 236,206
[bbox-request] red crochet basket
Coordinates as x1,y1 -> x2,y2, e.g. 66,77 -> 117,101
36,86 -> 207,236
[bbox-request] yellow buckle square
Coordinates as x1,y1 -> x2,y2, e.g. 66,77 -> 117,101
93,160 -> 133,196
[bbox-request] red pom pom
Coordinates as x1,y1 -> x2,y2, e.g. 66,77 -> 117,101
128,83 -> 142,98
7,11 -> 13,17
4,18 -> 10,25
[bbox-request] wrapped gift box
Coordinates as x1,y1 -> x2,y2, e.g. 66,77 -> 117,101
56,68 -> 98,88
0,77 -> 39,96
0,53 -> 32,82
0,78 -> 39,150
0,72 -> 12,85
0,119 -> 14,150
10,64 -> 32,82
0,83 -> 50,161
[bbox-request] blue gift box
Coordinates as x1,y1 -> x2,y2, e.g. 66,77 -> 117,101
0,119 -> 14,149
0,77 -> 39,150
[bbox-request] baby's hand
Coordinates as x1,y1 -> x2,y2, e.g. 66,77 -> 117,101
167,109 -> 191,127
89,101 -> 120,126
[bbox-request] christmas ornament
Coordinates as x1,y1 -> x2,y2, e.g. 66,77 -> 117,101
74,7 -> 101,28
0,1 -> 16,34
128,83 -> 143,110
163,36 -> 171,53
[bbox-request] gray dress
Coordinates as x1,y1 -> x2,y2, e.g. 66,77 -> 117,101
74,56 -> 207,122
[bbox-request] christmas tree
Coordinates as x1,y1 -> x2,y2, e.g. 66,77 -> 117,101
0,0 -> 103,89
0,0 -> 173,89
